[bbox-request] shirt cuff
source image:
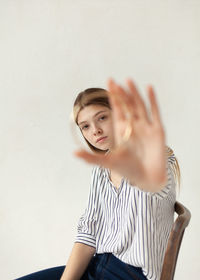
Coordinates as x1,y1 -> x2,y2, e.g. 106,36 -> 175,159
75,233 -> 96,248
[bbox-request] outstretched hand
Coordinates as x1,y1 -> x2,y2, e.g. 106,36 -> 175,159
74,78 -> 167,192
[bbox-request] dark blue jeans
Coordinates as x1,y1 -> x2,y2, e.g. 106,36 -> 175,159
15,253 -> 147,280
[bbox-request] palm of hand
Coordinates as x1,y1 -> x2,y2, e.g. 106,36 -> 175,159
75,79 -> 167,192
110,117 -> 166,190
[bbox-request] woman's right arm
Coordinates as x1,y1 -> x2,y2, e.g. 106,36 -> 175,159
60,242 -> 96,280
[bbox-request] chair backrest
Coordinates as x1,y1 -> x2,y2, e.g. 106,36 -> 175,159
160,201 -> 191,280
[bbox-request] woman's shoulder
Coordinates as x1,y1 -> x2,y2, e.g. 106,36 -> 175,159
91,166 -> 110,193
92,165 -> 107,176
90,166 -> 108,196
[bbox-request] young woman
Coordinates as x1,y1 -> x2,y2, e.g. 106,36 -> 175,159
16,78 -> 180,280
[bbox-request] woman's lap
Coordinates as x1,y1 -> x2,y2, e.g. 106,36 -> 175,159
15,253 -> 147,280
82,253 -> 147,280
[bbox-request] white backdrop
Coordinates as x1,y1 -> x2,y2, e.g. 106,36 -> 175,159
0,0 -> 199,279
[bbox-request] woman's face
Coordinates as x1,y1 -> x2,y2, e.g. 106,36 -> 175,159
77,104 -> 115,151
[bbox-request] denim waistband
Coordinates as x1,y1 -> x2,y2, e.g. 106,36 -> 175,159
87,253 -> 147,280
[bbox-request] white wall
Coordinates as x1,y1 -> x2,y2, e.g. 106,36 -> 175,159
0,0 -> 199,278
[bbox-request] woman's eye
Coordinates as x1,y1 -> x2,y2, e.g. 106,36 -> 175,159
81,125 -> 89,130
99,115 -> 107,121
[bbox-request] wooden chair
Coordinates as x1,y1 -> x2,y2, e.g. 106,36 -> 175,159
160,201 -> 191,280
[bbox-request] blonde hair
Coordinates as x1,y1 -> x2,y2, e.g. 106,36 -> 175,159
73,88 -> 181,187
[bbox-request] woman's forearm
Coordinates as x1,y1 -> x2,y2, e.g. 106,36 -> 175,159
60,242 -> 96,280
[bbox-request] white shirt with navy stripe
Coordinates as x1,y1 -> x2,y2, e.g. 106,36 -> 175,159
75,154 -> 176,280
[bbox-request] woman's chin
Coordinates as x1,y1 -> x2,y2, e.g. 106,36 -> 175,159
95,143 -> 111,151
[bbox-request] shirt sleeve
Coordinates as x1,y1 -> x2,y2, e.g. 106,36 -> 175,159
74,166 -> 99,248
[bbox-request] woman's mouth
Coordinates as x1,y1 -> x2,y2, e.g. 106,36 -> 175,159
96,136 -> 107,143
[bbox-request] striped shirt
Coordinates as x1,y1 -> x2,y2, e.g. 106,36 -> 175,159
75,153 -> 176,280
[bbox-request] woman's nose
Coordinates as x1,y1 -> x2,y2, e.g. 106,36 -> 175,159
93,126 -> 102,135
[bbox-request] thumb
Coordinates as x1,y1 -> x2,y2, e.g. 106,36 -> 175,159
73,149 -> 107,166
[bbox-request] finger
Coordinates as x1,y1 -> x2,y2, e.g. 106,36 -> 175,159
114,83 -> 137,117
126,79 -> 149,120
107,79 -> 126,122
108,79 -> 137,121
74,149 -> 112,168
147,85 -> 162,124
